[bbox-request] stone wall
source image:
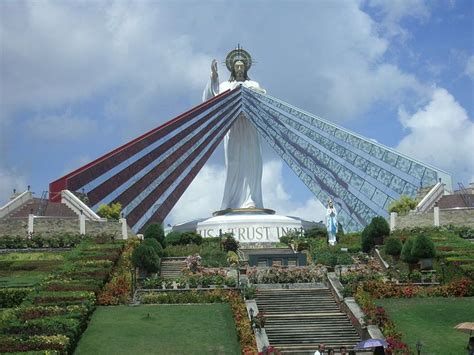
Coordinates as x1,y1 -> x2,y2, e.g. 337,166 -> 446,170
0,217 -> 135,238
394,208 -> 474,230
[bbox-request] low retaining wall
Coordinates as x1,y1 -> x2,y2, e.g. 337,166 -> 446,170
0,217 -> 134,238
394,208 -> 474,230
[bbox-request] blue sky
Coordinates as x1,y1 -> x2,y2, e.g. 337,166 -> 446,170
1,0 -> 473,225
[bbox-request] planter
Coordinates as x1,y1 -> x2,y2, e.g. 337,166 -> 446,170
408,262 -> 420,272
419,258 -> 434,270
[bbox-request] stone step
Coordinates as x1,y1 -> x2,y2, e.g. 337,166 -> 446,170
255,286 -> 361,351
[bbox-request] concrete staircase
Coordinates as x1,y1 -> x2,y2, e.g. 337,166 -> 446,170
5,198 -> 77,218
160,258 -> 186,279
256,288 -> 361,353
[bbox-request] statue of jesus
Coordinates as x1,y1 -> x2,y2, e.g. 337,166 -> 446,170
203,47 -> 265,210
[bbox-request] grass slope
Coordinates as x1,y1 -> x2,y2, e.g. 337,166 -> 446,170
75,304 -> 241,355
377,297 -> 474,355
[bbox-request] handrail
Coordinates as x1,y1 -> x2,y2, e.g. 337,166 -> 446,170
458,182 -> 474,207
0,191 -> 33,218
416,182 -> 444,212
61,190 -> 104,221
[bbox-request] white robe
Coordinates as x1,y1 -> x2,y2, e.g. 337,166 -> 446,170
326,206 -> 338,246
203,78 -> 265,209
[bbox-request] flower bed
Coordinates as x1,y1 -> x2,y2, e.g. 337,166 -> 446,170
248,266 -> 325,284
355,287 -> 409,354
139,289 -> 257,354
359,278 -> 474,299
97,238 -> 139,305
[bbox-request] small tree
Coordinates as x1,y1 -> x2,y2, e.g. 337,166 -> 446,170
361,224 -> 373,253
400,238 -> 418,264
143,238 -> 164,257
411,235 -> 436,259
144,223 -> 165,247
384,237 -> 403,256
131,244 -> 160,273
388,195 -> 418,216
97,202 -> 122,220
368,217 -> 390,244
222,234 -> 239,252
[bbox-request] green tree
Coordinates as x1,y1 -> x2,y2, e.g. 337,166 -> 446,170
97,202 -> 122,220
143,238 -> 164,257
384,236 -> 403,256
144,223 -> 165,247
131,244 -> 160,273
411,234 -> 436,259
400,238 -> 418,264
388,195 -> 418,216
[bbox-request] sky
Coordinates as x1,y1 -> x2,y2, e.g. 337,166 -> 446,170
1,0 -> 473,226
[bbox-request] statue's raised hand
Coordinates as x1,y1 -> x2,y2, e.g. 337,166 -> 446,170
211,59 -> 218,80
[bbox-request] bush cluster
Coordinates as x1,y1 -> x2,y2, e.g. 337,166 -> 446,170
0,234 -> 83,249
97,202 -> 122,220
131,244 -> 160,273
164,231 -> 202,247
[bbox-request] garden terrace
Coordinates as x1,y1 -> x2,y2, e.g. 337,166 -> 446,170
389,226 -> 474,281
0,235 -> 128,354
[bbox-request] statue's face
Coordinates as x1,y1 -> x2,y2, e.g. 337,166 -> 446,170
234,60 -> 245,81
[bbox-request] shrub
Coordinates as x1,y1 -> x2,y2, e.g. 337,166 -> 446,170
0,288 -> 33,308
361,225 -> 373,253
279,235 -> 292,245
305,227 -> 327,239
227,251 -> 239,266
144,223 -> 165,246
222,234 -> 239,252
143,238 -> 164,257
411,234 -> 436,259
164,231 -> 182,246
368,217 -> 390,242
388,195 -> 418,216
131,244 -> 160,273
400,238 -> 418,264
361,217 -> 390,252
384,237 -> 403,256
180,232 -> 203,245
97,202 -> 122,220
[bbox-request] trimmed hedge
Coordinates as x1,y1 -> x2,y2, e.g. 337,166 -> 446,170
0,287 -> 33,308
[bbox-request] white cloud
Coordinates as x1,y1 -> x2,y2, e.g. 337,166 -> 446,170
166,160 -> 326,225
366,0 -> 430,39
397,87 -> 474,184
465,55 -> 474,80
0,167 -> 27,205
24,111 -> 97,141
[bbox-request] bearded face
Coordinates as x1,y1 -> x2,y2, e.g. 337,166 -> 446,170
233,60 -> 246,81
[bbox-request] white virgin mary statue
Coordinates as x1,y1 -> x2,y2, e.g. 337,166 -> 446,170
326,199 -> 338,246
202,47 -> 265,210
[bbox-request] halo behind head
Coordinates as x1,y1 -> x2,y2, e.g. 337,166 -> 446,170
226,46 -> 252,73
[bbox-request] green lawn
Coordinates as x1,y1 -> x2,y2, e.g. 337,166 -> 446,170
377,297 -> 474,355
75,304 -> 241,355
